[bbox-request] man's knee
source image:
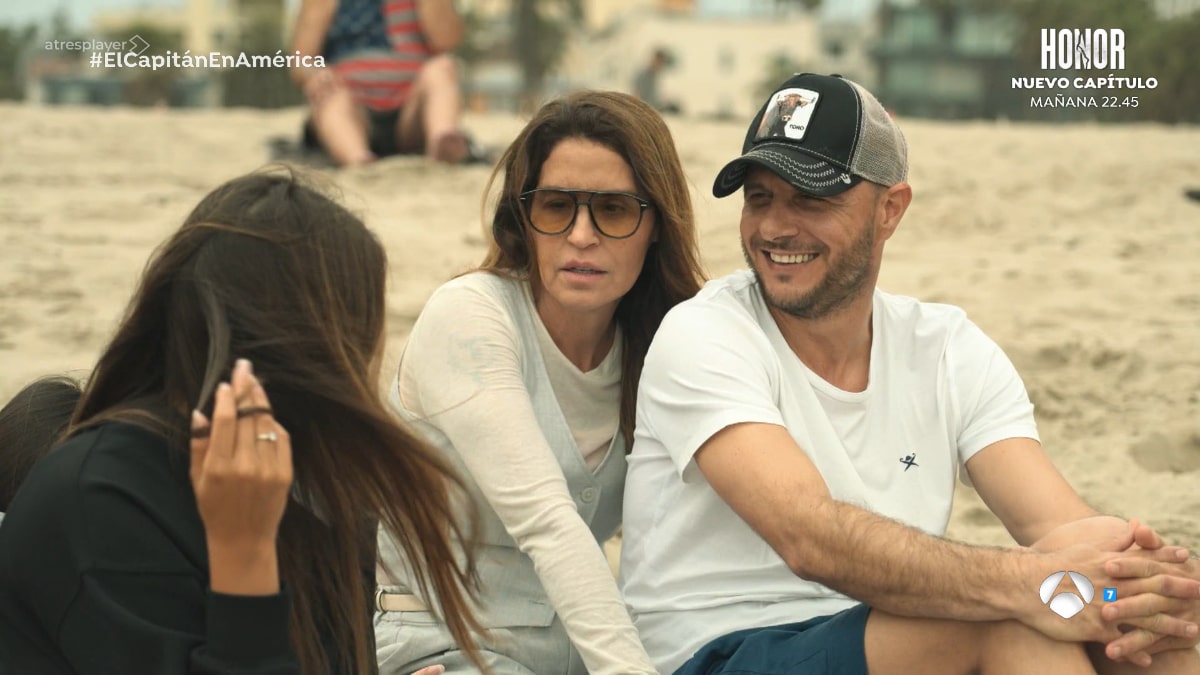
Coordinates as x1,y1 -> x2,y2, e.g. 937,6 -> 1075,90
1141,644 -> 1200,673
980,618 -> 1088,663
864,610 -> 989,672
867,612 -> 1088,674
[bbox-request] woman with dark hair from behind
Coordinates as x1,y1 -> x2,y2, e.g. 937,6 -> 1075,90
374,91 -> 706,673
0,167 -> 481,675
0,376 -> 82,524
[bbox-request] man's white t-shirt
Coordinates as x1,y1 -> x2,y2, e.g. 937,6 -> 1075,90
620,270 -> 1039,674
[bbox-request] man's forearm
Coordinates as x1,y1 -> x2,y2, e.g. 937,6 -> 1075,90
792,498 -> 1041,622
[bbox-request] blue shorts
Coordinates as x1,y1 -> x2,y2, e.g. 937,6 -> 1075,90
674,604 -> 871,675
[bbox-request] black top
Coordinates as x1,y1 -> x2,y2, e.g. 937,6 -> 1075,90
0,422 -> 301,674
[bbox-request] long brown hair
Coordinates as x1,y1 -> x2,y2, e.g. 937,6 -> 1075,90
0,375 -> 82,510
70,167 -> 483,675
479,90 -> 706,444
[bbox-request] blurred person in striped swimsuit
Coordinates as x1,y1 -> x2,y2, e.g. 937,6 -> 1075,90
291,0 -> 473,166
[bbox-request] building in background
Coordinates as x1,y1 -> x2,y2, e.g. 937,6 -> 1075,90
454,0 -> 855,118
560,0 -> 822,120
221,0 -> 299,108
816,17 -> 878,89
18,0 -> 863,116
871,3 -> 1022,119
26,0 -> 295,108
1153,0 -> 1200,19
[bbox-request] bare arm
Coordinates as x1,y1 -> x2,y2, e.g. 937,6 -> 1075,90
695,420 -> 1200,649
695,422 -> 1040,621
417,0 -> 464,53
969,437 -> 1200,663
290,0 -> 337,84
965,437 -> 1098,546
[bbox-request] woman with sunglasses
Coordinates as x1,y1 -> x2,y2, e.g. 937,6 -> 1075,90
374,91 -> 706,674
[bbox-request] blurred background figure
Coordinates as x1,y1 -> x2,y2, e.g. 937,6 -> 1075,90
633,45 -> 672,110
631,46 -> 680,114
290,0 -> 478,166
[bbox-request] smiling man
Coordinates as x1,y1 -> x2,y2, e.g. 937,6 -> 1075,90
619,73 -> 1200,675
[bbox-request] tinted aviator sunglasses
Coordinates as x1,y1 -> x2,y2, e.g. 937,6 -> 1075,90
518,188 -> 652,240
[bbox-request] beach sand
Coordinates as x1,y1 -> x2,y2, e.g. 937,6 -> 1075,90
1,102 -> 1197,555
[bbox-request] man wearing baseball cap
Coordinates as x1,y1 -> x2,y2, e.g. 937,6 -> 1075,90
620,74 -> 1200,674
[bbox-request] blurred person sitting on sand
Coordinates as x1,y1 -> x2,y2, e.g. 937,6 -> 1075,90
373,90 -> 706,674
290,0 -> 476,166
632,47 -> 680,115
619,72 -> 1200,675
0,376 -> 82,527
0,168 -> 479,675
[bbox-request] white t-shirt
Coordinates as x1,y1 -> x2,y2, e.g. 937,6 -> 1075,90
525,284 -> 621,471
620,270 -> 1038,674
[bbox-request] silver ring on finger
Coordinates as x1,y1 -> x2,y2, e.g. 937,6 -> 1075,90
256,430 -> 279,443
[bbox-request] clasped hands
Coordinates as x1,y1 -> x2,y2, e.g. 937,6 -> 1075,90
1039,517 -> 1200,668
1097,520 -> 1200,666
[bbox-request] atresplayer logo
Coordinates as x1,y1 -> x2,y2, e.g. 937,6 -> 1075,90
1040,571 -> 1095,619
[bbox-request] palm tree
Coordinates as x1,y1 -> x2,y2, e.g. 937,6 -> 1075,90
511,0 -> 584,110
109,23 -> 184,106
0,23 -> 37,99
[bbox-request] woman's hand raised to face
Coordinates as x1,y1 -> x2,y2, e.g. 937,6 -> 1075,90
190,358 -> 295,596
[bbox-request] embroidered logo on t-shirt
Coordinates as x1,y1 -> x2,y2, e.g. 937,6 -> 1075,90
899,453 -> 919,471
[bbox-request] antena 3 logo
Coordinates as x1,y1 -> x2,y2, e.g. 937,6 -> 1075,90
1040,571 -> 1095,619
1041,29 -> 1126,70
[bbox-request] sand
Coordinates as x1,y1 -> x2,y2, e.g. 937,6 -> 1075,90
0,102 -> 1197,554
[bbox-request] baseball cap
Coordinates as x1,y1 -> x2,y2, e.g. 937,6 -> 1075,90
713,73 -> 907,198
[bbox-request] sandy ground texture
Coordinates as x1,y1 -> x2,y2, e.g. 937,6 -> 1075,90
0,103 -> 1197,560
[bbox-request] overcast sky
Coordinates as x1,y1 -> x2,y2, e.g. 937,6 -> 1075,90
3,0 -> 878,32
2,0 -> 181,31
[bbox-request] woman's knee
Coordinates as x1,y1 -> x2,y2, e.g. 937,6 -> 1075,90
418,54 -> 459,84
979,618 -> 1088,664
